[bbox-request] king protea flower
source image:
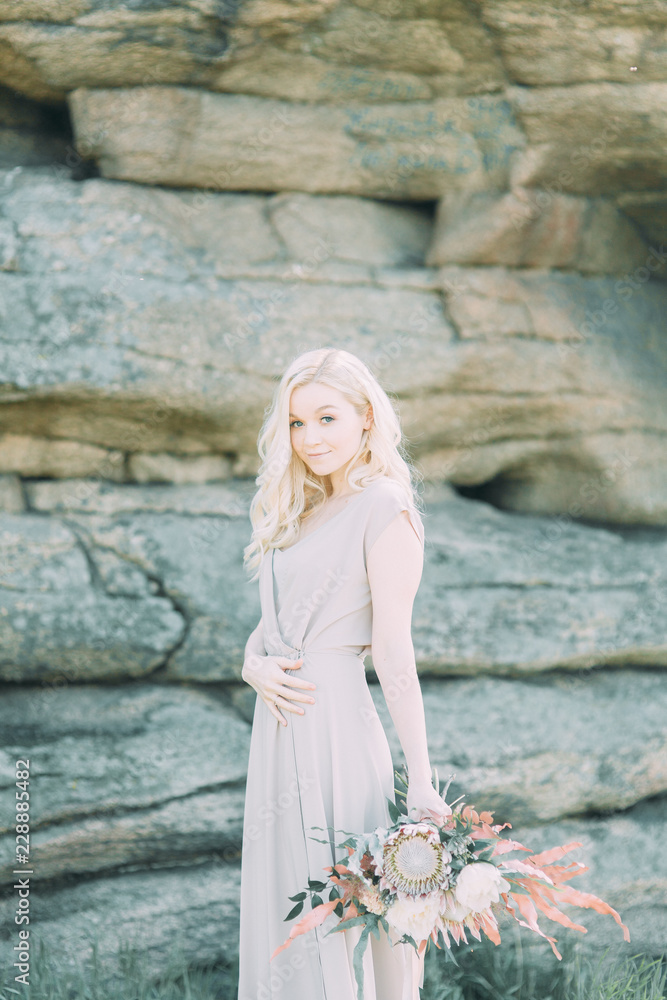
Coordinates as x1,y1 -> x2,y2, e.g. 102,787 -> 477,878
379,822 -> 453,897
271,766 -> 631,990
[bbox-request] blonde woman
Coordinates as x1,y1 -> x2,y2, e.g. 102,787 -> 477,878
238,348 -> 449,1000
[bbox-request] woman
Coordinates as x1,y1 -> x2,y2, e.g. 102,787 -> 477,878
238,348 -> 449,999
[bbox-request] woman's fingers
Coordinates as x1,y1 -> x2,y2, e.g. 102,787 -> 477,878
276,657 -> 316,680
265,698 -> 287,727
276,658 -> 317,704
275,683 -> 316,706
265,692 -> 306,727
274,693 -> 307,714
250,655 -> 318,725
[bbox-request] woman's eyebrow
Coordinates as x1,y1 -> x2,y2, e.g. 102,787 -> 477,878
289,405 -> 340,417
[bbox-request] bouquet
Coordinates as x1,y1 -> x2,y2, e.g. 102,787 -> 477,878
271,766 -> 630,1000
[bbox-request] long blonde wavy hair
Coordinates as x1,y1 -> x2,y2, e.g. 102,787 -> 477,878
243,348 -> 424,580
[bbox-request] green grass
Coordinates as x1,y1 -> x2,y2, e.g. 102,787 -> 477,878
0,937 -> 238,1000
2,931 -> 665,1000
420,927 -> 667,1000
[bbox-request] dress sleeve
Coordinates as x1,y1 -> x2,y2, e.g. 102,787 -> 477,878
363,480 -> 425,566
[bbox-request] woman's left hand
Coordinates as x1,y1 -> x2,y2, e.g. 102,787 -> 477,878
406,781 -> 452,826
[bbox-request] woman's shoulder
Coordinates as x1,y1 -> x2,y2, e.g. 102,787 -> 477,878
362,476 -> 414,506
360,476 -> 425,556
362,475 -> 406,495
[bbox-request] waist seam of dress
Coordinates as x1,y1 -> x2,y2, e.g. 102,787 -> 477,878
288,651 -> 329,1000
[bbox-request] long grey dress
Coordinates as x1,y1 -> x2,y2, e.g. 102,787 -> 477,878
237,476 -> 426,1000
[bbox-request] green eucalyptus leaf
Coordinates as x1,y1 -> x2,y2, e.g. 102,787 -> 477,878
352,924 -> 371,1000
285,901 -> 304,921
387,799 -> 401,823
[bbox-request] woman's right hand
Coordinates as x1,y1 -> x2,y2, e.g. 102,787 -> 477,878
241,653 -> 317,727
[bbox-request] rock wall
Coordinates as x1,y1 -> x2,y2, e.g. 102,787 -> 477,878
0,0 -> 666,989
1,476 -> 666,984
1,168 -> 666,523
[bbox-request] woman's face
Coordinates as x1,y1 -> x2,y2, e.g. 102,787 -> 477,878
289,383 -> 371,491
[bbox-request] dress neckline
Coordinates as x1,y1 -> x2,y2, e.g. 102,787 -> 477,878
276,479 -> 382,554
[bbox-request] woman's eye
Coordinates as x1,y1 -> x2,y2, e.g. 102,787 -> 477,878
289,416 -> 334,428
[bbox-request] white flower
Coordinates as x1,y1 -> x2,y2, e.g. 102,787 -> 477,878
439,888 -> 472,923
454,862 -> 510,913
385,893 -> 441,943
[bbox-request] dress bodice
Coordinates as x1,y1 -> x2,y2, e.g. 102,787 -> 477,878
259,477 -> 425,661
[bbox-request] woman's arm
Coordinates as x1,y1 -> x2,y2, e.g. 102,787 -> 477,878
242,615 -> 265,678
368,513 -> 449,823
367,512 -> 432,785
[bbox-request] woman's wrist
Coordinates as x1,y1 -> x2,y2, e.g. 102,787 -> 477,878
242,649 -> 264,676
407,769 -> 434,790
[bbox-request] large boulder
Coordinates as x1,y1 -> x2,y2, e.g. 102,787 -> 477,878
380,669 -> 667,824
508,82 -> 667,196
411,485 -> 667,676
425,189 -> 649,273
0,861 -> 243,987
0,512 -> 185,683
479,1 -> 667,86
0,683 -> 249,882
0,481 -> 258,683
0,676 -> 664,982
3,1 -> 666,103
425,264 -> 667,524
0,1 -> 505,104
67,86 -> 523,199
0,479 -> 663,685
1,168 -> 666,525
